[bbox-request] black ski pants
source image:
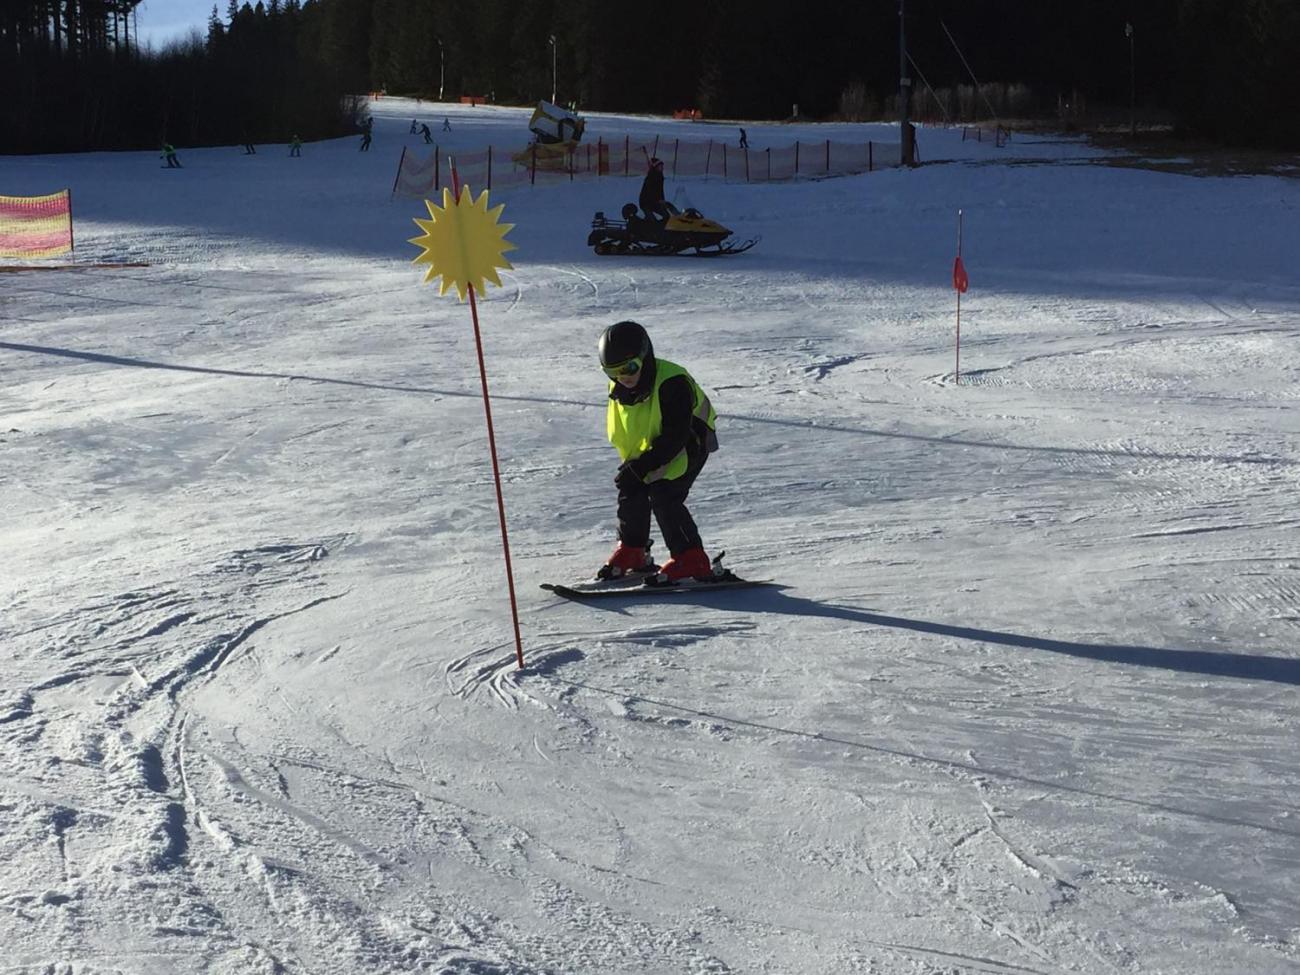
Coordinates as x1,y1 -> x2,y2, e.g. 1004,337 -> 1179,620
617,449 -> 706,557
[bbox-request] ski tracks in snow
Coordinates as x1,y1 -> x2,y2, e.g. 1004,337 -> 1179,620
444,643 -> 534,711
0,536 -> 363,972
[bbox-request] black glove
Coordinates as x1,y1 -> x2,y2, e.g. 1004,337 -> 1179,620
614,462 -> 642,492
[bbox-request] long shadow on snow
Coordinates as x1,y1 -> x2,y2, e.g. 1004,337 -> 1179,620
540,588 -> 1300,839
565,585 -> 1300,687
4,341 -> 1290,470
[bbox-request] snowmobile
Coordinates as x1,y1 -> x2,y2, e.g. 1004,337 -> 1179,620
587,203 -> 758,257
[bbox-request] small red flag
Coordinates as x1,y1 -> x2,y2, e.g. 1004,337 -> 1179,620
952,255 -> 969,293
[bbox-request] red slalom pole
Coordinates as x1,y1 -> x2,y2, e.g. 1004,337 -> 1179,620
955,249 -> 962,384
451,162 -> 526,670
952,209 -> 970,385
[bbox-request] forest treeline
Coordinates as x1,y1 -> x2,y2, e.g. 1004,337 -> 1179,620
2,0 -> 1297,155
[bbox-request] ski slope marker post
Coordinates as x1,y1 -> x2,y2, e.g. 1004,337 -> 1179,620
389,146 -> 408,199
952,208 -> 969,384
408,162 -> 525,669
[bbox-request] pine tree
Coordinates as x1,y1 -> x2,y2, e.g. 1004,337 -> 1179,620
208,4 -> 225,45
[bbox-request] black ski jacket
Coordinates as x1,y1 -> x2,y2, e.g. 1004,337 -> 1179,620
638,167 -> 666,218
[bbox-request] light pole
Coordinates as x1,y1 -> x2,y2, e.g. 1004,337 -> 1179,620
437,37 -> 445,101
548,34 -> 557,104
1125,22 -> 1135,137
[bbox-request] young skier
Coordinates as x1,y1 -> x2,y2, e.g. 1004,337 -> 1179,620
289,134 -> 303,156
597,320 -> 719,583
160,142 -> 181,168
420,123 -> 434,144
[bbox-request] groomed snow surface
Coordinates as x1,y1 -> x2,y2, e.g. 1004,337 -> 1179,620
2,100 -> 1298,975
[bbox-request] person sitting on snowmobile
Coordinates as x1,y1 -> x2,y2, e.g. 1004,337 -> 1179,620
597,320 -> 719,583
638,157 -> 672,223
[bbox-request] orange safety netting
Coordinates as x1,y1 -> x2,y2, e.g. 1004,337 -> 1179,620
393,136 -> 904,198
0,190 -> 73,258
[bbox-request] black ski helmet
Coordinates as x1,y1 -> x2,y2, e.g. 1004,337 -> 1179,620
598,320 -> 652,368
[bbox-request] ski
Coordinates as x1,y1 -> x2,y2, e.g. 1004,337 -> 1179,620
541,577 -> 774,601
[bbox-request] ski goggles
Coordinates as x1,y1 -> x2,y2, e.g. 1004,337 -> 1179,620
602,356 -> 643,379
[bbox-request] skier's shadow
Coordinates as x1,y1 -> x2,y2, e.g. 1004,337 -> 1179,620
530,587 -> 1300,842
549,585 -> 1300,687
532,587 -> 1300,840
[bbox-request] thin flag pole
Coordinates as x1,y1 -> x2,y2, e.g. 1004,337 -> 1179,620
450,160 -> 526,670
956,209 -> 962,384
390,145 -> 407,200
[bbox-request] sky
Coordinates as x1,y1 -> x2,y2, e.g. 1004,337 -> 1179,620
2,100 -> 1298,974
134,0 -> 217,49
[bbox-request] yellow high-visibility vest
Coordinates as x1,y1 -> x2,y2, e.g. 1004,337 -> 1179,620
607,359 -> 716,482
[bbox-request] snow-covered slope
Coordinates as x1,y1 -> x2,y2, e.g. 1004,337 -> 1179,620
2,100 -> 1297,974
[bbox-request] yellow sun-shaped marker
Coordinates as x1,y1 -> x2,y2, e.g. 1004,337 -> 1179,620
409,185 -> 516,301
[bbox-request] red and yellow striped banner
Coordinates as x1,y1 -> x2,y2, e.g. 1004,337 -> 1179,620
0,190 -> 73,258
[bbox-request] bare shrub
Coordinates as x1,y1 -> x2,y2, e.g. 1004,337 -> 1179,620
837,82 -> 881,122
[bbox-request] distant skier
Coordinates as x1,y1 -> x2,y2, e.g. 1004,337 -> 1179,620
738,127 -> 749,149
442,117 -> 452,132
160,142 -> 181,168
638,157 -> 670,222
240,130 -> 256,154
410,118 -> 419,134
289,134 -> 302,157
420,122 -> 433,144
595,320 -> 718,583
359,126 -> 372,151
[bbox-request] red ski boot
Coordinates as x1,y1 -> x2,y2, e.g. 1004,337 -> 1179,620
596,542 -> 658,581
656,546 -> 713,582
